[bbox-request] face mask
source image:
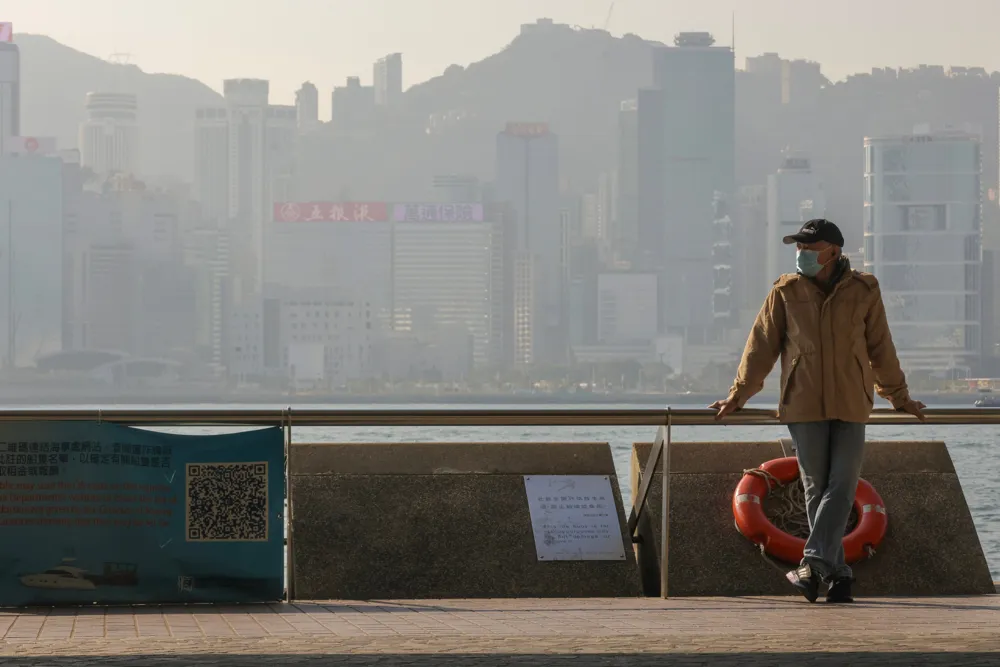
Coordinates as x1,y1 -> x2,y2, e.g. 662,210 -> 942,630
796,249 -> 830,277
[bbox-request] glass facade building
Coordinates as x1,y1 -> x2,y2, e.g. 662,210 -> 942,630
863,133 -> 981,377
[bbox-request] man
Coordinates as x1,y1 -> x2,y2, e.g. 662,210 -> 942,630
709,218 -> 925,603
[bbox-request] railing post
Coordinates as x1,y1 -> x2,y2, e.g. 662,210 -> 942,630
660,408 -> 672,599
283,407 -> 295,602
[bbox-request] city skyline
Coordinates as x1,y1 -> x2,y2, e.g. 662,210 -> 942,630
8,0 -> 1000,108
0,3 -> 998,396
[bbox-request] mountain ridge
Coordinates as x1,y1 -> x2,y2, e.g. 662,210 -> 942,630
12,27 -> 1000,250
16,33 -> 222,181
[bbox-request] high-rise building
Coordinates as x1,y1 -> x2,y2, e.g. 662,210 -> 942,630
734,185 -> 768,325
264,104 -> 297,221
223,79 -> 268,227
391,216 -> 493,366
0,155 -> 64,366
744,53 -> 826,108
636,88 -> 666,268
581,193 -> 600,240
373,53 -> 403,107
0,40 -> 19,156
712,191 -> 734,327
194,80 -> 296,299
183,227 -> 229,372
63,188 -> 197,358
766,151 -> 826,282
513,252 -> 534,366
649,32 -> 735,340
295,82 -> 319,132
223,79 -> 269,299
79,92 -> 140,177
194,107 -> 230,224
433,174 -> 480,203
597,273 -> 658,344
259,285 -> 373,388
864,131 -> 982,377
331,77 -> 375,136
567,240 -> 599,348
267,208 -> 392,325
615,99 -> 639,264
495,122 -> 562,364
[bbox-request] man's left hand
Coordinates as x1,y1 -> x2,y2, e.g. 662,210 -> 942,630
898,399 -> 927,421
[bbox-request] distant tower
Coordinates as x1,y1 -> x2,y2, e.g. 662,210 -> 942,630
0,37 -> 19,156
331,77 -> 375,136
194,106 -> 230,224
295,82 -> 319,132
79,92 -> 140,177
223,79 -> 269,230
495,122 -> 561,364
194,79 -> 297,298
648,32 -> 735,341
373,53 -> 403,107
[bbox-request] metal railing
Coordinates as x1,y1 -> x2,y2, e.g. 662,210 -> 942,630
1,405 -> 995,599
0,406 -> 996,426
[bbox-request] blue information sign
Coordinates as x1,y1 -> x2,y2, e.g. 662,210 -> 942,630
0,422 -> 284,606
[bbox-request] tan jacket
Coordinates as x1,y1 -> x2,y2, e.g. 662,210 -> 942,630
727,261 -> 910,423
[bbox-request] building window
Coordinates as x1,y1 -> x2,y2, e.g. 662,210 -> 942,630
965,236 -> 981,262
966,265 -> 980,291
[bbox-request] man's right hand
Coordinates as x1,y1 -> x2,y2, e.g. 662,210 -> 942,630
708,397 -> 740,420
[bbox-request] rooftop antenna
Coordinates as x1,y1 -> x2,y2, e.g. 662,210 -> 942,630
107,52 -> 133,92
731,11 -> 736,54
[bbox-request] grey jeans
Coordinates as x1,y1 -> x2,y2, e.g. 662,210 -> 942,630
786,420 -> 866,581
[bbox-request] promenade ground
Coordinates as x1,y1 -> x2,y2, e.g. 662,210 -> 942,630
1,596 -> 999,665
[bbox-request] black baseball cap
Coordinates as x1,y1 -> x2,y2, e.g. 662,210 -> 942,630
782,218 -> 845,247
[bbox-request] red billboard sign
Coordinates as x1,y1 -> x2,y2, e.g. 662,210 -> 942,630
273,202 -> 388,223
0,23 -> 11,43
4,136 -> 58,156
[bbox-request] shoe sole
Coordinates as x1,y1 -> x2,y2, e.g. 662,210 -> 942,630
794,584 -> 819,603
786,574 -> 819,603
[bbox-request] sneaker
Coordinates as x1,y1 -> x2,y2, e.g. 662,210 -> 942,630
826,577 -> 854,603
786,563 -> 820,603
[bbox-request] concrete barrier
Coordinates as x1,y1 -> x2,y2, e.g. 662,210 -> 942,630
290,442 -> 643,600
630,440 -> 996,597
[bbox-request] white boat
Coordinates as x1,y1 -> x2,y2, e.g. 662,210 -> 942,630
19,561 -> 97,590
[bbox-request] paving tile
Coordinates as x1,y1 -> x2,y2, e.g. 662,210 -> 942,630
0,596 -> 996,664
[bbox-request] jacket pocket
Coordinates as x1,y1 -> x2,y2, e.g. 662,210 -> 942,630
856,355 -> 873,405
780,357 -> 800,406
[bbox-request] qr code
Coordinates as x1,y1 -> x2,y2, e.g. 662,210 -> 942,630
186,462 -> 268,541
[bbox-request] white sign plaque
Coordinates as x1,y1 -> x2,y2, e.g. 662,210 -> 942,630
523,475 -> 626,561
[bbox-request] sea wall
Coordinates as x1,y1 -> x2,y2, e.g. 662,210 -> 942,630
630,440 -> 996,597
289,442 -> 643,600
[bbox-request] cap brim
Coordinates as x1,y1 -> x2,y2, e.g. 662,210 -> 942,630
782,233 -> 810,244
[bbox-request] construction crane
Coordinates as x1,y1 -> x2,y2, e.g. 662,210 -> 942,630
603,1 -> 616,30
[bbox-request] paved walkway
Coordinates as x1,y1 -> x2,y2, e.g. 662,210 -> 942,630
1,597 -> 999,665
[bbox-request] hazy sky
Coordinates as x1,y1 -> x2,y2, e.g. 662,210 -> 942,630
7,0 -> 1000,108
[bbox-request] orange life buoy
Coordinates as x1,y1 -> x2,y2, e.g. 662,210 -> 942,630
732,456 -> 887,565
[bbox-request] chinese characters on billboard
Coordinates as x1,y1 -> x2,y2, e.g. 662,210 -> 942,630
273,202 -> 388,223
392,203 -> 484,222
273,202 -> 485,223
